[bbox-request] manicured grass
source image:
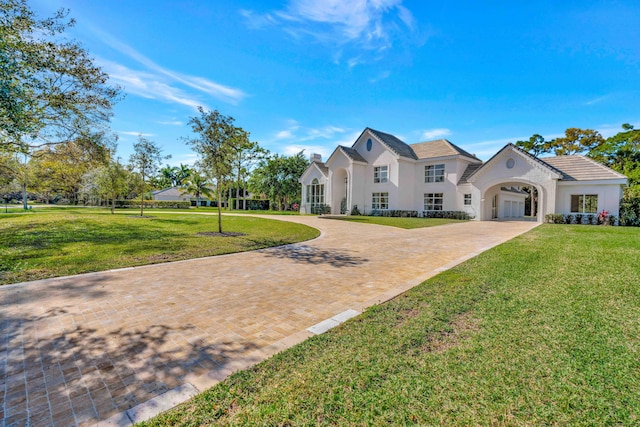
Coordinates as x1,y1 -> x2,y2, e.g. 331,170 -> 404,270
323,215 -> 466,229
141,225 -> 640,426
0,209 -> 319,285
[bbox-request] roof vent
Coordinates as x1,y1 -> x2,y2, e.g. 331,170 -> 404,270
310,153 -> 322,162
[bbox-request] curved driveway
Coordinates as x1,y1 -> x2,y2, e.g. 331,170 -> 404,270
0,216 -> 538,426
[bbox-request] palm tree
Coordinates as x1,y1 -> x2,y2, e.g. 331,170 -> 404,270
175,163 -> 192,186
157,164 -> 178,188
181,173 -> 214,208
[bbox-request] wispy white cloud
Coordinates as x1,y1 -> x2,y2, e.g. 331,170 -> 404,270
282,144 -> 332,159
119,131 -> 155,137
584,95 -> 611,106
91,27 -> 246,107
421,128 -> 451,140
157,120 -> 185,126
272,121 -> 347,142
241,0 -> 419,66
167,153 -> 198,167
368,70 -> 390,83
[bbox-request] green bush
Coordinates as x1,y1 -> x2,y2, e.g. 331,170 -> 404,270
620,197 -> 640,226
423,210 -> 472,220
115,200 -> 191,209
370,209 -> 419,218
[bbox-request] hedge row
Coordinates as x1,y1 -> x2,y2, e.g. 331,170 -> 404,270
115,200 -> 191,209
370,209 -> 419,217
423,210 -> 473,220
545,213 -> 618,225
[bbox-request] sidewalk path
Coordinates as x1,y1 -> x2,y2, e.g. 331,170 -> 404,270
0,216 -> 538,426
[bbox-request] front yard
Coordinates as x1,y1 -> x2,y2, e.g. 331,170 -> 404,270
141,224 -> 640,426
0,208 -> 319,285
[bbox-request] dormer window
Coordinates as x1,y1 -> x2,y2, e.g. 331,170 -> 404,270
425,164 -> 445,183
374,165 -> 388,183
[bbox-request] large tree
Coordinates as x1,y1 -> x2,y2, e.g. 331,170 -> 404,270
31,131 -> 113,204
249,151 -> 309,210
129,135 -> 167,216
515,134 -> 549,156
230,134 -> 268,210
184,108 -> 239,232
0,0 -> 121,152
590,124 -> 640,196
548,128 -> 605,156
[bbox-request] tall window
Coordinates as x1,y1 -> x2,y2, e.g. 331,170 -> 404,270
309,178 -> 324,207
424,193 -> 443,211
374,165 -> 388,183
425,164 -> 445,183
464,193 -> 472,206
372,192 -> 389,210
571,194 -> 597,213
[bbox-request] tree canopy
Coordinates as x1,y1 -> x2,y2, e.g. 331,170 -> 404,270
249,151 -> 309,210
0,0 -> 121,152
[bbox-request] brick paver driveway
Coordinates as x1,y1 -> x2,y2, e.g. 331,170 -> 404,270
0,215 -> 538,426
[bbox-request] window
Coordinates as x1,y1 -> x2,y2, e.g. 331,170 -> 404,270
464,193 -> 472,206
374,165 -> 388,183
571,194 -> 597,213
309,178 -> 324,207
424,193 -> 443,211
372,192 -> 389,210
425,164 -> 445,183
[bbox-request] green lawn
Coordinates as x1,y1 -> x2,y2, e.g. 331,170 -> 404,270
141,224 -> 640,426
322,215 -> 466,229
0,208 -> 318,285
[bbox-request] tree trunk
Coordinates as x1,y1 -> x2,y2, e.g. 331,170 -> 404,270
111,195 -> 115,214
216,180 -> 223,233
243,182 -> 247,210
228,186 -> 232,211
22,183 -> 27,210
236,161 -> 241,210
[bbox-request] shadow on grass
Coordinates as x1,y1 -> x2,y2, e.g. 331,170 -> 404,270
0,279 -> 262,425
261,244 -> 368,268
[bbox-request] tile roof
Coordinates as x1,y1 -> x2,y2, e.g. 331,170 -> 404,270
339,146 -> 368,163
542,155 -> 627,181
458,163 -> 483,184
151,187 -> 182,196
367,128 -> 418,159
410,139 -> 481,161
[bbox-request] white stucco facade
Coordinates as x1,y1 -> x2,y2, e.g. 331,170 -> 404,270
299,128 -> 627,222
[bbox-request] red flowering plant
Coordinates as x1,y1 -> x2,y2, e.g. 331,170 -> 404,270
597,209 -> 609,225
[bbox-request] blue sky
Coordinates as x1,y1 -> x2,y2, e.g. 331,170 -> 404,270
31,0 -> 640,164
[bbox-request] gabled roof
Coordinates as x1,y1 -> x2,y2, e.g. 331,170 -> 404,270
366,128 -> 418,160
410,139 -> 481,161
542,155 -> 627,181
312,160 -> 330,176
466,143 -> 564,182
339,146 -> 367,163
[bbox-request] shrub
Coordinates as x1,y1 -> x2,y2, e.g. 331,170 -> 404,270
311,204 -> 331,214
370,210 -> 419,217
620,197 -> 640,226
564,214 -> 574,224
350,205 -> 361,216
423,211 -> 472,220
115,200 -> 191,209
545,214 -> 564,224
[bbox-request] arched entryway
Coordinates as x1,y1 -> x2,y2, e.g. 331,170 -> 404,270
479,180 -> 545,222
331,168 -> 349,214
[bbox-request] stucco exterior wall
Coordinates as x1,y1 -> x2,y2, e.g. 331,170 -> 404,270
555,182 -> 625,217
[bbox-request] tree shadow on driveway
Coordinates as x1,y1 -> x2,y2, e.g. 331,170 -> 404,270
260,245 -> 368,268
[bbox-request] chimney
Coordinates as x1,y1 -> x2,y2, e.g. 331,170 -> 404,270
310,153 -> 322,162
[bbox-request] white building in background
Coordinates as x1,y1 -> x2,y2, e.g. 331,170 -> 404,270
299,128 -> 627,221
